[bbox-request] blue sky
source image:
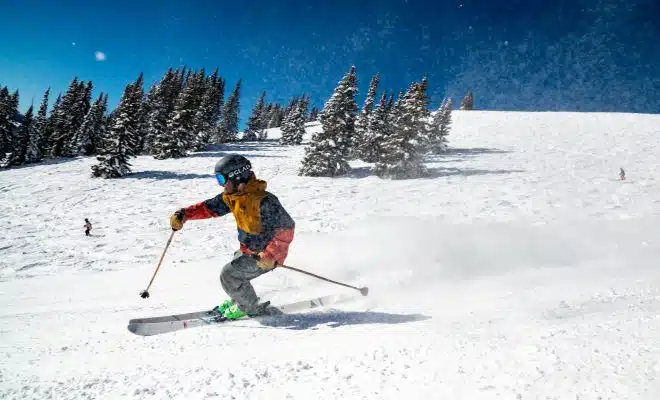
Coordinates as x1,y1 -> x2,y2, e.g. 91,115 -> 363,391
1,0 -> 659,126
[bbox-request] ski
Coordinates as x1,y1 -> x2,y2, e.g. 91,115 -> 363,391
127,293 -> 356,336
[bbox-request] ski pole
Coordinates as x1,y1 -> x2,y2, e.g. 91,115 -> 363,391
276,263 -> 369,296
140,230 -> 176,299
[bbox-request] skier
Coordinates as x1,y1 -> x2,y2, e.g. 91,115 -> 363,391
84,218 -> 92,236
620,167 -> 626,181
169,154 -> 295,320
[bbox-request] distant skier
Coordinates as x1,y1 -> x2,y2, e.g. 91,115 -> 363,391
620,167 -> 626,181
84,218 -> 92,236
169,154 -> 295,320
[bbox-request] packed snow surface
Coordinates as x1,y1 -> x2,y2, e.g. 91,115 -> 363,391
1,111 -> 660,399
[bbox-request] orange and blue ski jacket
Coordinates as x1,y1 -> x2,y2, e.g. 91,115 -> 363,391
182,179 -> 295,264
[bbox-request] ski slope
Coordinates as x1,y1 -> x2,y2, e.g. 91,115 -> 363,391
1,111 -> 660,399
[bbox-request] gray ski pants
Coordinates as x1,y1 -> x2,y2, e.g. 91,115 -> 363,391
220,251 -> 270,314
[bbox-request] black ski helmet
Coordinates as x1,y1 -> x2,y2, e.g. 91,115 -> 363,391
214,154 -> 252,185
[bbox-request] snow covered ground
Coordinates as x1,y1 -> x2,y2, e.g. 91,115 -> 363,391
1,111 -> 660,399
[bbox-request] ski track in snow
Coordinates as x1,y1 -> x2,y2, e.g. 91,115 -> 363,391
1,112 -> 660,399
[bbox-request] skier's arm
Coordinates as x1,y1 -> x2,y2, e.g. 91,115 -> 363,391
259,195 -> 295,264
183,194 -> 231,221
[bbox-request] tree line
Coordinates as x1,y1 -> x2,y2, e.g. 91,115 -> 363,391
1,66 -> 472,179
299,66 -> 459,179
0,68 -> 317,177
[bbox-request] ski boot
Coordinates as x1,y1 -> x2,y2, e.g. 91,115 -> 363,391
212,300 -> 283,321
249,301 -> 283,317
212,300 -> 247,321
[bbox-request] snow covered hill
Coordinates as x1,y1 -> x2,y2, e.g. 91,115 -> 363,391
1,111 -> 660,399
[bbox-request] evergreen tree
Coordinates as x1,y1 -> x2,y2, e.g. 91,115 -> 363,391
64,80 -> 88,155
415,78 -> 433,153
50,78 -> 81,157
243,91 -> 266,141
277,105 -> 286,125
0,88 -> 19,165
299,66 -> 358,177
217,79 -> 241,142
266,104 -> 283,128
59,79 -> 94,156
173,69 -> 206,152
193,68 -> 224,150
427,97 -> 452,153
94,96 -> 111,157
5,105 -> 33,166
42,93 -> 61,156
134,88 -> 150,154
154,70 -> 204,158
283,96 -> 300,120
356,93 -> 390,163
460,90 -> 474,110
256,103 -> 276,141
97,93 -> 110,144
9,90 -> 20,156
262,104 -> 273,126
141,82 -> 160,151
308,106 -> 320,122
256,103 -> 272,141
280,96 -> 307,145
394,91 -> 404,107
437,97 -> 452,149
355,73 -> 380,160
0,87 -> 10,163
374,82 -> 428,179
419,77 -> 431,109
211,75 -> 226,137
25,88 -> 50,163
144,69 -> 178,155
253,103 -> 267,139
91,75 -> 144,178
173,67 -> 187,98
385,92 -> 395,113
186,68 -> 207,124
299,93 -> 310,119
76,93 -> 107,155
211,76 -> 226,143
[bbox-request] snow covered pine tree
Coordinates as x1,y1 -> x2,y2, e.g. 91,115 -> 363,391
91,74 -> 144,178
299,66 -> 358,176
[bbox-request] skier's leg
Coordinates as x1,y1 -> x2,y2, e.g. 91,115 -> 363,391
220,254 -> 268,315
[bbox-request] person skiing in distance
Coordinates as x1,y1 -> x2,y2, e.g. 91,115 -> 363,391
620,167 -> 626,181
169,154 -> 295,320
84,218 -> 92,236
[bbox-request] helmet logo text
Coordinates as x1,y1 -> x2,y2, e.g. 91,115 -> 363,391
227,165 -> 251,178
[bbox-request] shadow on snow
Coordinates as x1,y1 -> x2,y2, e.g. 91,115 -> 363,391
125,170 -> 213,180
425,147 -> 512,162
2,156 -> 83,171
188,141 -> 288,159
441,147 -> 512,155
343,146 -> 519,179
189,151 -> 286,159
346,166 -> 524,179
426,167 -> 525,177
254,311 -> 431,330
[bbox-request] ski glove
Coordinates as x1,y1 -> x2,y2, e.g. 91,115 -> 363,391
169,209 -> 186,231
256,252 -> 277,271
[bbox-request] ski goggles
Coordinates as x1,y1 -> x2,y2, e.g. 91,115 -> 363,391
215,173 -> 227,186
